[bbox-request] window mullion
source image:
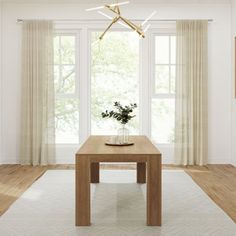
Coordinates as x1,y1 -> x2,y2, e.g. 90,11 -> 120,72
54,33 -> 79,145
151,32 -> 176,145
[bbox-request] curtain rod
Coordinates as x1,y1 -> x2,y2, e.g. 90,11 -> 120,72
16,19 -> 213,23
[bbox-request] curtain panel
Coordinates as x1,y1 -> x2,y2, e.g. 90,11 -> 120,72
20,20 -> 55,165
175,20 -> 208,166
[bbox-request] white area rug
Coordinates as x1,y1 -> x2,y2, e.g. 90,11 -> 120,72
0,170 -> 235,236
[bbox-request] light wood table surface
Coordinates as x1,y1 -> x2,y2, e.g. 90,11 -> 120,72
75,135 -> 162,226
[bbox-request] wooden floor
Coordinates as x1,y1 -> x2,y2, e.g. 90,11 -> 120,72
0,164 -> 236,224
185,165 -> 236,223
0,165 -> 47,216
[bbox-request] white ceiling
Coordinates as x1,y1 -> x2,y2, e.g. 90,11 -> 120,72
0,0 -> 231,4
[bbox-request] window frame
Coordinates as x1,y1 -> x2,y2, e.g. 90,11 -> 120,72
88,29 -> 142,136
150,31 -> 176,99
149,29 -> 176,145
54,30 -> 80,145
53,22 -> 176,160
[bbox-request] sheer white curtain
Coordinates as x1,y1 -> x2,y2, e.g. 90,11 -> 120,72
20,20 -> 55,165
175,20 -> 208,166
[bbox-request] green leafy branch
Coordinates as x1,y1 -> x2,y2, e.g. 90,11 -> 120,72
101,101 -> 137,125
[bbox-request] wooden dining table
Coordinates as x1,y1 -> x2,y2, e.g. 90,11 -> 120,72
75,135 -> 162,226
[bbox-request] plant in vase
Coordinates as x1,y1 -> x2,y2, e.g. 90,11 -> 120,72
101,102 -> 137,144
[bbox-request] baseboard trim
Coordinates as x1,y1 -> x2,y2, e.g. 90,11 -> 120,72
1,157 -> 233,165
208,157 -> 231,164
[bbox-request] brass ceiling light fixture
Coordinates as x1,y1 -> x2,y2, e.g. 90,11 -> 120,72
86,1 -> 156,40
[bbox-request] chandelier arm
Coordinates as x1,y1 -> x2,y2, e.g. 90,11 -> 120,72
120,17 -> 141,30
86,1 -> 153,40
105,5 -> 119,14
121,16 -> 141,31
105,5 -> 144,37
99,16 -> 120,40
117,6 -> 120,15
119,16 -> 145,37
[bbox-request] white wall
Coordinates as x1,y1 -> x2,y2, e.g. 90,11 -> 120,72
0,2 -> 232,164
231,0 -> 236,166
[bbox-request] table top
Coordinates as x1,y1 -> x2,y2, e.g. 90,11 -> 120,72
76,135 -> 161,156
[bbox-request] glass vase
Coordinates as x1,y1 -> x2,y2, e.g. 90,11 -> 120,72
117,124 -> 129,144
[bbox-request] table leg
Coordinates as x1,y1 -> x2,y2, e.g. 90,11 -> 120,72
147,155 -> 162,226
91,162 -> 100,183
137,162 -> 146,183
76,155 -> 90,226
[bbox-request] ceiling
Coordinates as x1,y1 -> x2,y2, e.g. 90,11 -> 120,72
0,0 -> 231,4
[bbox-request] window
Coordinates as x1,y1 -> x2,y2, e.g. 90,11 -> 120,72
90,31 -> 140,135
54,34 -> 79,144
53,26 -> 176,151
151,35 -> 176,144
